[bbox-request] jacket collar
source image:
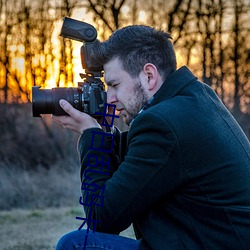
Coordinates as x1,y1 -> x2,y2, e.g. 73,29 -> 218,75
150,66 -> 197,107
129,66 -> 197,126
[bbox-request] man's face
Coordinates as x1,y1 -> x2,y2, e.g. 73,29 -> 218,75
104,57 -> 150,125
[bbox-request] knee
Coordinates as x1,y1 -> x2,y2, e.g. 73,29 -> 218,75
56,233 -> 70,250
56,230 -> 87,250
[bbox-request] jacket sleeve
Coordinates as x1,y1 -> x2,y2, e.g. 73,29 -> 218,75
78,111 -> 186,234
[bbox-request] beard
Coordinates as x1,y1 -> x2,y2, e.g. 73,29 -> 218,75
122,80 -> 150,125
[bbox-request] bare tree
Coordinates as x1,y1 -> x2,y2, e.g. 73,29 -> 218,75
230,0 -> 249,116
0,0 -> 9,102
55,0 -> 79,87
169,0 -> 249,114
84,0 -> 126,34
1,0 -> 249,115
0,0 -> 31,102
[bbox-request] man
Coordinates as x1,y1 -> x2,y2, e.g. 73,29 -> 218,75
53,25 -> 250,249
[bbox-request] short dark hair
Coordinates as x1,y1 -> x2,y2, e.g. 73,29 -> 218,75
91,25 -> 177,80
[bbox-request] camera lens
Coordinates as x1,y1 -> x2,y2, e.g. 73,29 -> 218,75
32,86 -> 82,117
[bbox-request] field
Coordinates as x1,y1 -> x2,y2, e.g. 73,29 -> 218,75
0,206 -> 135,250
0,206 -> 80,250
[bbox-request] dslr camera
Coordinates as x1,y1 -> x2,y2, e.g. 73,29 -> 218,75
32,17 -> 106,117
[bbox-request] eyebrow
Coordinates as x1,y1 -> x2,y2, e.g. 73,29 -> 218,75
105,79 -> 118,87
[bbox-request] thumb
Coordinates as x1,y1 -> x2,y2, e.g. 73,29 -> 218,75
59,99 -> 87,121
59,99 -> 72,114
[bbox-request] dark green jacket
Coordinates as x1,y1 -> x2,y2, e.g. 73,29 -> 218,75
78,66 -> 250,249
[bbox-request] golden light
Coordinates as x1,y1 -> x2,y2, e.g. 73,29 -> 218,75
138,11 -> 147,23
121,6 -> 130,16
12,57 -> 25,74
3,10 -> 96,103
176,50 -> 186,68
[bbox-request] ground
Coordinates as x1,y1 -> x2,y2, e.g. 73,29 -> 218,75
0,206 -> 135,250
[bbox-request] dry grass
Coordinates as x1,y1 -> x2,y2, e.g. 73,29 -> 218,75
0,206 -> 135,250
0,162 -> 80,210
0,206 -> 80,250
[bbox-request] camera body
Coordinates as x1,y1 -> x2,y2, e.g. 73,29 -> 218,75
32,17 -> 106,117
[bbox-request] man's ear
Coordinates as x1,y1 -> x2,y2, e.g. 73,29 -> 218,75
143,63 -> 159,91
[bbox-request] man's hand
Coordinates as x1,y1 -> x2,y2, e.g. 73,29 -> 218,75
52,99 -> 101,134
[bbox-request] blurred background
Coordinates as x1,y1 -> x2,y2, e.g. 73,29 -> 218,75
0,0 -> 249,249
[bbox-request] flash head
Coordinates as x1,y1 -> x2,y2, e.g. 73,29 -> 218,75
60,17 -> 97,42
59,17 -> 103,73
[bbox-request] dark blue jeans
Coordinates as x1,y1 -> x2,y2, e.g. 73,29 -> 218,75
56,229 -> 140,250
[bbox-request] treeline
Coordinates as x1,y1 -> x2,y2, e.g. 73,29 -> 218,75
0,0 -> 249,129
0,0 -> 249,114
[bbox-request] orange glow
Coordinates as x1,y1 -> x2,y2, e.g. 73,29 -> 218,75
176,51 -> 186,68
2,11 -> 100,103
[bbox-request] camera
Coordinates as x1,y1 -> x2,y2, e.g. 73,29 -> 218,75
32,17 -> 106,117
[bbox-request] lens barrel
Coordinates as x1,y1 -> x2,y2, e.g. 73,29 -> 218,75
32,86 -> 82,117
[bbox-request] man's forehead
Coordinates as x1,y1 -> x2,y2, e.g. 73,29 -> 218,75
104,57 -> 122,71
104,58 -> 123,82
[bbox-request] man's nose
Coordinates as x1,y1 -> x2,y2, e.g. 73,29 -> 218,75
107,89 -> 117,104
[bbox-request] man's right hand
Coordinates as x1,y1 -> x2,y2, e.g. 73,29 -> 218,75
52,99 -> 102,134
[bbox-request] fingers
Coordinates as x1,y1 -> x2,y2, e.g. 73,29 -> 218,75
52,114 -> 70,127
52,99 -> 101,134
59,99 -> 84,122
